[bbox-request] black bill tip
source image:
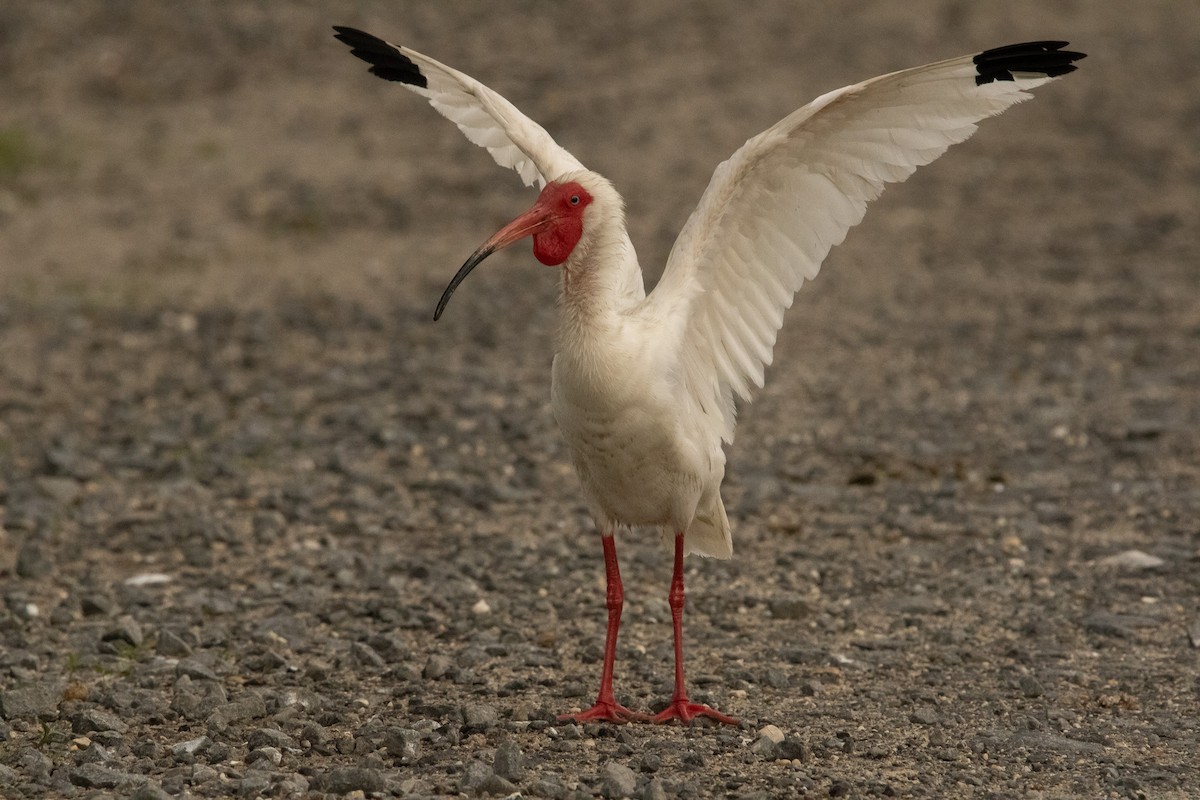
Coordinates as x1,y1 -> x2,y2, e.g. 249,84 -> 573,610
333,26 -> 428,88
973,41 -> 1086,86
433,246 -> 495,321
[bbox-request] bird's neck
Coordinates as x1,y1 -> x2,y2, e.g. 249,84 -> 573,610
555,227 -> 641,350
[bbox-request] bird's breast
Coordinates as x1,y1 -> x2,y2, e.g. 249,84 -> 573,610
550,347 -> 712,530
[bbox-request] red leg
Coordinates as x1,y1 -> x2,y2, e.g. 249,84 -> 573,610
558,533 -> 649,724
652,532 -> 739,726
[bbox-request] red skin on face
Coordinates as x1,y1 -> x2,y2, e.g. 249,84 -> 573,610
533,182 -> 592,266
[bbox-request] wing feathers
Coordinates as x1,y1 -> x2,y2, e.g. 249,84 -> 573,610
334,26 -> 584,187
654,42 -> 1084,444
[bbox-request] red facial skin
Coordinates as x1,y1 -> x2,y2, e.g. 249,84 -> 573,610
531,181 -> 593,266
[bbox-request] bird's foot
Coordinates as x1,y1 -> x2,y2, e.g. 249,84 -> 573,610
558,700 -> 651,725
652,699 -> 739,726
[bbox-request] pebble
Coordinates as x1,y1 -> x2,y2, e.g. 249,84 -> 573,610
910,709 -> 939,725
1096,549 -> 1165,571
171,735 -> 210,762
247,745 -> 283,766
0,684 -> 61,721
101,615 -> 144,647
15,542 -> 53,579
600,762 -> 638,799
130,784 -> 174,800
350,641 -> 386,667
778,735 -> 808,761
71,709 -> 129,735
248,727 -> 297,750
642,778 -> 667,800
459,760 -> 493,792
462,702 -> 500,730
69,763 -> 133,789
530,776 -> 569,798
423,654 -> 454,680
156,630 -> 193,657
208,692 -> 267,729
176,659 -> 220,682
493,740 -> 526,782
80,595 -> 115,616
310,766 -> 385,794
750,724 -> 785,757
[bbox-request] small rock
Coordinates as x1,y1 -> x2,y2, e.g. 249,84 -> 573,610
208,693 -> 267,728
130,783 -> 173,800
37,476 -> 81,504
472,598 -> 492,615
311,767 -> 385,794
481,774 -> 519,795
176,659 -> 220,681
191,764 -> 219,785
762,668 -> 791,689
80,595 -> 115,617
0,684 -> 61,721
71,708 -> 129,735
768,598 -> 811,620
1096,549 -> 1165,571
156,630 -> 193,657
751,725 -> 785,757
238,770 -> 273,797
459,760 -> 493,792
1082,612 -> 1147,639
423,654 -> 454,680
69,763 -> 132,789
247,728 -> 296,750
383,727 -> 421,759
757,724 -> 786,744
457,646 -> 489,668
778,735 -> 808,761
462,703 -> 500,731
15,541 -> 53,579
600,762 -> 637,798
910,708 -> 939,725
350,641 -> 386,668
493,740 -> 525,782
74,741 -> 111,764
642,778 -> 667,800
101,616 -> 144,647
171,735 -> 210,762
530,776 -> 569,799
246,746 -> 283,766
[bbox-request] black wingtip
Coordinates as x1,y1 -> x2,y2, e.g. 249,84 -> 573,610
333,25 -> 428,89
973,40 -> 1086,86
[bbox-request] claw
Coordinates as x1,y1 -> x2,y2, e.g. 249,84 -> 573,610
652,699 -> 739,726
558,700 -> 652,724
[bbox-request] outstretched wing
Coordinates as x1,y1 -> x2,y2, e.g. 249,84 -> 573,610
333,26 -> 585,188
650,42 -> 1085,442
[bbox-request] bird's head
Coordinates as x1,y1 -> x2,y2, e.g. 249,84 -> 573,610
434,177 -> 598,320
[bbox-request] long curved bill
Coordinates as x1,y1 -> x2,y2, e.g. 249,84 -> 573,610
433,203 -> 553,321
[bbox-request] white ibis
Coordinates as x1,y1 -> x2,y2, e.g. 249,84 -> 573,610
333,26 -> 1084,725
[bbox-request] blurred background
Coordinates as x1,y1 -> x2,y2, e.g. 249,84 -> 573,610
1,1 -> 1194,313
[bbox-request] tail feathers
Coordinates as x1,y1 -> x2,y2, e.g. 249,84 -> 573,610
682,497 -> 733,559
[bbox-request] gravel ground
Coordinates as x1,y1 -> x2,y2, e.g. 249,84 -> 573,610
2,2 -> 1199,798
